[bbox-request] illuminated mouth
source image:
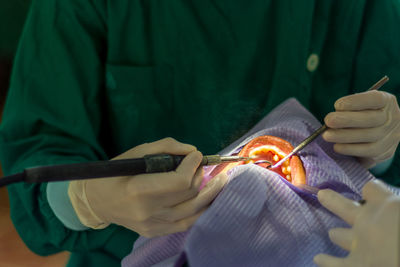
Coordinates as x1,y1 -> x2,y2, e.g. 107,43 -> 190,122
239,135 -> 306,185
247,145 -> 292,182
237,136 -> 306,185
207,136 -> 306,186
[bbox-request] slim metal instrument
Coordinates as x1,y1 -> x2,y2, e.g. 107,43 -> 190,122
269,75 -> 389,169
202,155 -> 252,165
296,184 -> 366,205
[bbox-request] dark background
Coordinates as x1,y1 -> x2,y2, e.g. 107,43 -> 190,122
0,0 -> 31,109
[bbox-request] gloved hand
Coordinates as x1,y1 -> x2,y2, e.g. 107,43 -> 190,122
323,90 -> 400,168
314,179 -> 400,267
68,137 -> 228,237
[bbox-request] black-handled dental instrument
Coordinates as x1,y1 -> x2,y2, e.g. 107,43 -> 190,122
0,154 -> 251,187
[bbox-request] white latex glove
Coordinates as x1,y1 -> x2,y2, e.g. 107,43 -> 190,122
314,179 -> 400,267
323,90 -> 400,168
69,137 -> 228,237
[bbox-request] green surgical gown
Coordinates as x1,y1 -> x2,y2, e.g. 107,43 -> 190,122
1,0 -> 400,266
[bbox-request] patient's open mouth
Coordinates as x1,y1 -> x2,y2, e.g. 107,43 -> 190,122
206,136 -> 306,186
237,136 -> 306,185
248,145 -> 292,181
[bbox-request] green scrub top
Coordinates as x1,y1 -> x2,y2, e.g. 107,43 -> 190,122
1,0 -> 400,266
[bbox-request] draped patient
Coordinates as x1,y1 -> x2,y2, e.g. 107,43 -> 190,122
121,99 -> 400,267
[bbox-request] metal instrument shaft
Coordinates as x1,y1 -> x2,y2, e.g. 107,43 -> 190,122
202,155 -> 251,165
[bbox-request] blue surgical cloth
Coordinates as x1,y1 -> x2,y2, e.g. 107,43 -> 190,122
122,98 -> 398,267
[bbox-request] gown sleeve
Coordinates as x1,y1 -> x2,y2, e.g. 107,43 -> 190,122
0,0 -> 137,256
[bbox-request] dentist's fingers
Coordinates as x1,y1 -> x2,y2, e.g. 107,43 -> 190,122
323,128 -> 381,143
115,137 -> 197,159
357,148 -> 396,170
318,189 -> 361,225
132,150 -> 203,195
323,90 -> 400,168
324,110 -> 386,129
140,207 -> 207,237
314,254 -> 347,267
328,228 -> 355,251
334,90 -> 387,111
332,136 -> 396,161
153,173 -> 228,222
158,167 -> 205,207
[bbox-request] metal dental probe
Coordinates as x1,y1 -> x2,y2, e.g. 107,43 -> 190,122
269,75 -> 390,170
0,154 -> 251,187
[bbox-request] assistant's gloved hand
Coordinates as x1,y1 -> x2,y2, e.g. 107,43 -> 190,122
314,179 -> 400,267
323,90 -> 400,168
68,137 -> 228,237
